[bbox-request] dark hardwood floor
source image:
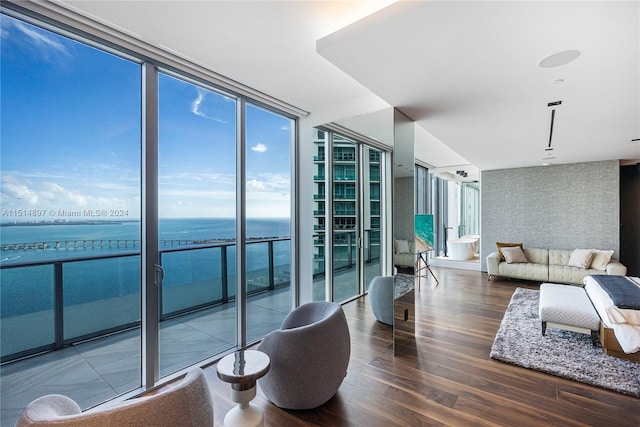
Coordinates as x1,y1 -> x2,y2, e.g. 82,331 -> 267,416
202,267 -> 640,426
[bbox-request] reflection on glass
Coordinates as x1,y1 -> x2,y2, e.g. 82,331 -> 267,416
363,146 -> 382,291
332,137 -> 359,302
245,104 -> 292,343
313,129 -> 327,301
315,129 -> 384,302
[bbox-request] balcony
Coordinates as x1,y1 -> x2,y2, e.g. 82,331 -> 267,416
0,238 -> 291,424
0,236 -> 381,427
1,237 -> 294,363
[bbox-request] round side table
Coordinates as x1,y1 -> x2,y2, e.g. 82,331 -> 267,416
216,349 -> 270,427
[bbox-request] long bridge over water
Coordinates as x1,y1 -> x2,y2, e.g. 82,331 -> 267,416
0,239 -> 235,251
0,235 -> 290,252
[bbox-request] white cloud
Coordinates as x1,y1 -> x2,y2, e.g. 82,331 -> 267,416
159,171 -> 235,187
247,179 -> 266,191
2,180 -> 39,204
251,143 -> 268,153
191,88 -> 226,122
0,173 -> 137,218
13,20 -> 71,57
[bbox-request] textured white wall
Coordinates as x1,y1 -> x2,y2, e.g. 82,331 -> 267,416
480,160 -> 620,271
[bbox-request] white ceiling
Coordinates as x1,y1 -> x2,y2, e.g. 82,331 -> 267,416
57,0 -> 640,180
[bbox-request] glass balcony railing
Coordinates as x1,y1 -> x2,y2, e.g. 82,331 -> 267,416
0,237 -> 291,363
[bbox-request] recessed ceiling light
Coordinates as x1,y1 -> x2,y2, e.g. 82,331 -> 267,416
538,50 -> 580,68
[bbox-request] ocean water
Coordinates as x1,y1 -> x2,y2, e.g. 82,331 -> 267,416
0,218 -> 291,320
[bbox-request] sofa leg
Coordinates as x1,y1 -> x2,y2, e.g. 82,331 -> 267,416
541,321 -> 547,336
487,274 -> 492,281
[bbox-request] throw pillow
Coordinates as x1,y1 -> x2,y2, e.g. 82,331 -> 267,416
568,249 -> 594,269
501,246 -> 529,264
496,242 -> 523,261
590,249 -> 614,271
395,239 -> 410,253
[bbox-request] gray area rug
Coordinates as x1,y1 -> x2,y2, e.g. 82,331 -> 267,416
490,287 -> 640,397
394,274 -> 415,299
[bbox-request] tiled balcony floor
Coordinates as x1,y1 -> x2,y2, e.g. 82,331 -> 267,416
0,287 -> 292,427
0,264 -> 382,427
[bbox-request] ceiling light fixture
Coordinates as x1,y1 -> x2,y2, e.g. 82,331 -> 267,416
547,100 -> 562,151
538,50 -> 581,68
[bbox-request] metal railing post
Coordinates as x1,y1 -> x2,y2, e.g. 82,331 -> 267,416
54,262 -> 64,349
221,246 -> 229,303
347,232 -> 353,268
268,241 -> 275,291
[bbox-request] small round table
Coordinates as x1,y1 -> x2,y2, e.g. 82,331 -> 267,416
216,350 -> 270,427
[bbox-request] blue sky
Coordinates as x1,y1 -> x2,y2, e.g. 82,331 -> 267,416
1,14 -> 291,221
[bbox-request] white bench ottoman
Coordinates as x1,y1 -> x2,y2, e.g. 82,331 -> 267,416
538,283 -> 601,345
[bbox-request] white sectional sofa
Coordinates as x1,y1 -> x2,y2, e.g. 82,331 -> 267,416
487,247 -> 627,285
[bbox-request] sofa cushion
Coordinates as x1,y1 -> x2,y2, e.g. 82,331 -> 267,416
496,242 -> 523,261
522,248 -> 548,265
549,249 -> 572,266
568,249 -> 594,269
549,265 -> 605,286
590,249 -> 614,271
501,246 -> 528,263
499,261 -> 548,282
395,239 -> 410,254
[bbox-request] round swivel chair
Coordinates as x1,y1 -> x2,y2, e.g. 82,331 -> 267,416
368,276 -> 394,325
257,301 -> 351,410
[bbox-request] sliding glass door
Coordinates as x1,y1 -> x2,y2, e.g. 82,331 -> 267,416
157,73 -> 238,376
0,10 -> 296,425
362,145 -> 383,291
313,130 -> 385,303
244,103 -> 293,343
0,13 -> 143,418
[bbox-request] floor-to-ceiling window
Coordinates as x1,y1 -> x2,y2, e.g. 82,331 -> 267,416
431,174 -> 449,257
0,9 -> 295,425
244,103 -> 293,343
0,13 -> 144,423
416,164 -> 430,215
460,182 -> 480,237
157,73 -> 239,377
312,128 -> 386,302
312,129 -> 328,300
429,173 -> 480,259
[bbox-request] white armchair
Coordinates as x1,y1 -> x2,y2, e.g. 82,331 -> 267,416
15,368 -> 214,427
